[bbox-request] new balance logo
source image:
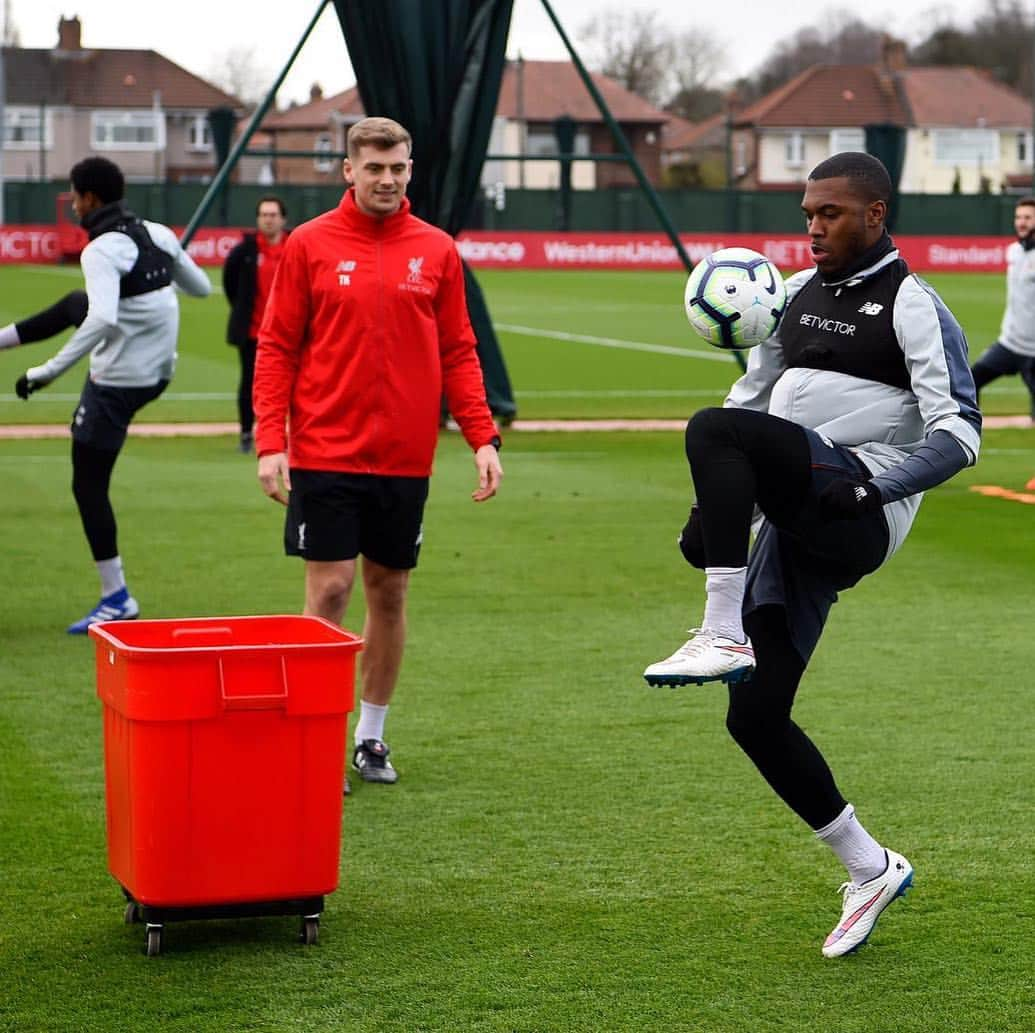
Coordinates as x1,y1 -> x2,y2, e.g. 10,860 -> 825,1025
854,486 -> 868,502
336,260 -> 356,286
858,301 -> 883,315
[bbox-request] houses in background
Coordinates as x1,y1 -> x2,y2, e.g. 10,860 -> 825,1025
0,16 -> 255,184
696,39 -> 1034,195
2,21 -> 1032,196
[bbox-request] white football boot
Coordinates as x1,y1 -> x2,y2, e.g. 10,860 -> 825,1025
822,849 -> 913,958
643,628 -> 755,687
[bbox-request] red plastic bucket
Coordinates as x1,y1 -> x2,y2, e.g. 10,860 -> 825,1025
90,615 -> 361,907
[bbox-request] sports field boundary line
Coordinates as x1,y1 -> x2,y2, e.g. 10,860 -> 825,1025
1,415 -> 1031,440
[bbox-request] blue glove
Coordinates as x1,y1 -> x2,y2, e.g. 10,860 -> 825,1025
817,478 -> 883,520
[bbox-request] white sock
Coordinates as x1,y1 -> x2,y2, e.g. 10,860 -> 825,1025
97,556 -> 126,597
815,804 -> 887,885
354,700 -> 388,745
0,323 -> 21,349
702,566 -> 747,641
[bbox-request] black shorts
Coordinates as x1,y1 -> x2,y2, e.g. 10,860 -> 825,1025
745,427 -> 890,663
71,377 -> 169,451
284,470 -> 430,569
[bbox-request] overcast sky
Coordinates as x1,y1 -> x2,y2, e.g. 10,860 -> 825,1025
5,0 -> 991,107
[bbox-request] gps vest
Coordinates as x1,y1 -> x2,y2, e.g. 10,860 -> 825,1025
780,258 -> 911,391
81,201 -> 174,298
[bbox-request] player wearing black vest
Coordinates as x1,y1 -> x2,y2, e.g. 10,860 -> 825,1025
644,153 -> 980,957
12,156 -> 211,633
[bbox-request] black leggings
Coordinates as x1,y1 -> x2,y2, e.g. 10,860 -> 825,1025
684,407 -> 866,829
17,291 -> 88,343
237,339 -> 256,435
71,441 -> 120,562
727,606 -> 847,829
684,406 -> 812,567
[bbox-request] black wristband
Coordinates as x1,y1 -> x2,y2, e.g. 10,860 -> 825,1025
489,435 -> 502,451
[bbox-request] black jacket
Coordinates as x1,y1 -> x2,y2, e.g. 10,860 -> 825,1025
222,232 -> 259,346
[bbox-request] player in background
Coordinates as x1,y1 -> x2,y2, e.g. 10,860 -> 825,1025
644,153 -> 980,957
222,196 -> 289,454
7,156 -> 211,633
254,117 -> 502,791
970,197 -> 1035,418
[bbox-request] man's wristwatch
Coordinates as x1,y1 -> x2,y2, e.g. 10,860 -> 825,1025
489,435 -> 502,451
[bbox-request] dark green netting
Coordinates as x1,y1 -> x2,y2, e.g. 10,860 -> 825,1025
334,0 -> 517,421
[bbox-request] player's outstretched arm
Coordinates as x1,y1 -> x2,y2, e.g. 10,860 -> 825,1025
472,444 -> 503,502
258,452 -> 292,506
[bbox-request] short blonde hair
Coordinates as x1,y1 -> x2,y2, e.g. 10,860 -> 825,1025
347,117 -> 412,159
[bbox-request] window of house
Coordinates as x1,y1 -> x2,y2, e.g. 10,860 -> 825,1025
525,126 -> 590,157
1017,132 -> 1033,164
4,106 -> 52,149
187,116 -> 212,152
314,133 -> 333,172
829,128 -> 865,155
932,129 -> 998,165
92,111 -> 165,151
784,132 -> 805,167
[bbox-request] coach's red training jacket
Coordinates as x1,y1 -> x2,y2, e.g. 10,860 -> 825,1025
253,189 -> 498,475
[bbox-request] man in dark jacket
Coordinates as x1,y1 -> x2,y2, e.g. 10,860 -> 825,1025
222,196 -> 288,453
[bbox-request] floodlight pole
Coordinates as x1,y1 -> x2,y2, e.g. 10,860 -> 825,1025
180,0 -> 331,246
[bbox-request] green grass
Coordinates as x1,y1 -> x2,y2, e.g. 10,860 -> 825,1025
0,265 -> 1027,424
1,265 -> 1034,1031
1,430 -> 1035,1031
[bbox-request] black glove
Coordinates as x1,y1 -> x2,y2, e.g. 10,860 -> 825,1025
817,478 -> 883,520
15,374 -> 37,400
678,504 -> 707,569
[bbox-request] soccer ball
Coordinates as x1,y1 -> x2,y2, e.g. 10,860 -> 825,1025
684,247 -> 787,350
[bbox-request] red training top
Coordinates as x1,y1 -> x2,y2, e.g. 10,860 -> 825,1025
249,231 -> 288,339
253,189 -> 498,476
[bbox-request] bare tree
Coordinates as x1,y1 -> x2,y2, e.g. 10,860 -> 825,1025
743,12 -> 887,101
205,47 -> 273,106
666,27 -> 730,121
578,8 -> 672,107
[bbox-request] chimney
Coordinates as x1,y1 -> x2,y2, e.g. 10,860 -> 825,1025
310,83 -> 323,103
57,15 -> 82,51
881,35 -> 907,73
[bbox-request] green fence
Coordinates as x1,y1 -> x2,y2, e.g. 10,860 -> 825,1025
3,180 -> 1024,235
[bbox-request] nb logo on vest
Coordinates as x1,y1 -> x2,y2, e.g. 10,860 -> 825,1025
858,301 -> 884,315
336,259 -> 356,286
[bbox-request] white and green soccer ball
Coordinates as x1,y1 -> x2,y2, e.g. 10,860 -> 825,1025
683,247 -> 787,350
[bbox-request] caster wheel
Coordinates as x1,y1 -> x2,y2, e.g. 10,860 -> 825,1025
124,901 -> 140,924
301,916 -> 319,945
145,924 -> 163,957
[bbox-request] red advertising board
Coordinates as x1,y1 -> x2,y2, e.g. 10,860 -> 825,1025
0,225 -> 1012,273
454,231 -> 1010,274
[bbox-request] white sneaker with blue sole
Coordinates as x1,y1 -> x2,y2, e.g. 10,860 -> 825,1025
67,587 -> 140,635
822,849 -> 913,958
643,628 -> 755,686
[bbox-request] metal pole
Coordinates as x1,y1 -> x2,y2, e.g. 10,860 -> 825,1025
180,0 -> 330,246
538,0 -> 745,369
537,0 -> 693,272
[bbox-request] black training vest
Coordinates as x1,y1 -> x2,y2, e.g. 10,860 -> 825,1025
81,202 -> 174,299
780,257 -> 912,391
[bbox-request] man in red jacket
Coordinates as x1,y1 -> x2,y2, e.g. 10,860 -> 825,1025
254,116 -> 503,790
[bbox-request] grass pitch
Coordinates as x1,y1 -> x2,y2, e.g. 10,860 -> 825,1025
0,265 -> 1026,424
0,264 -> 1034,1031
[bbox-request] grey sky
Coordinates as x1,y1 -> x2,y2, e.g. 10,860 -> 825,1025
5,0 -> 990,107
